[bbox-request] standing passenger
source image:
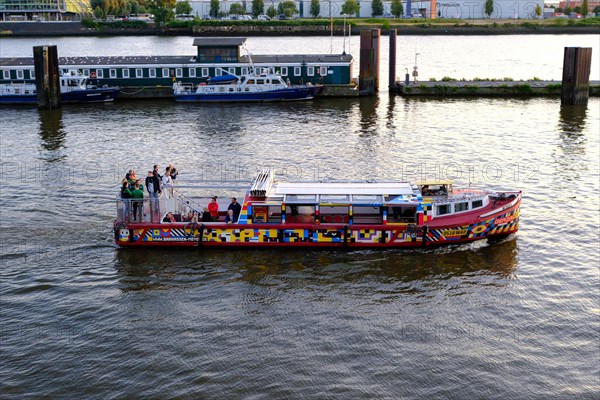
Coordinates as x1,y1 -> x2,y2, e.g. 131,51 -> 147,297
162,167 -> 173,198
121,179 -> 132,221
228,197 -> 242,223
131,181 -> 144,221
146,170 -> 161,213
208,196 -> 219,221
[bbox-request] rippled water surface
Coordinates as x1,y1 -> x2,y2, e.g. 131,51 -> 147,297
1,36 -> 599,399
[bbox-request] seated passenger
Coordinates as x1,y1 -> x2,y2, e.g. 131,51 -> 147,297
224,209 -> 235,224
201,207 -> 212,222
163,212 -> 176,223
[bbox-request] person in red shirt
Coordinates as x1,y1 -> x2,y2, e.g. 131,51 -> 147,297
208,196 -> 219,221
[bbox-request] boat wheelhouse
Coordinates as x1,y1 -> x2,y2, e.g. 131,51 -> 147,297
0,38 -> 353,99
114,169 -> 521,248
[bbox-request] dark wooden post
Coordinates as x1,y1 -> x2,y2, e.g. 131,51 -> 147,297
561,47 -> 592,105
389,29 -> 397,91
33,45 -> 61,109
359,29 -> 380,96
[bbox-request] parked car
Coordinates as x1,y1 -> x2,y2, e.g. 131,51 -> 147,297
383,12 -> 392,18
277,14 -> 290,20
257,14 -> 271,20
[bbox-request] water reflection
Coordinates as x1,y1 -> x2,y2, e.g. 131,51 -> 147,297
38,108 -> 66,162
552,104 -> 589,186
357,96 -> 379,135
113,238 -> 518,292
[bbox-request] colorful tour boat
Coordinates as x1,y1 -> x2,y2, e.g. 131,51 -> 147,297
114,169 -> 521,249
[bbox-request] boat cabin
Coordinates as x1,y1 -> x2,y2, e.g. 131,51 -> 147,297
417,180 -> 453,197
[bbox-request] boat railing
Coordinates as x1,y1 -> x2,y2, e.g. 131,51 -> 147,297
428,193 -> 488,204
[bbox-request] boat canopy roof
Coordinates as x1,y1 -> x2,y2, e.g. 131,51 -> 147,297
209,74 -> 238,83
270,182 -> 415,196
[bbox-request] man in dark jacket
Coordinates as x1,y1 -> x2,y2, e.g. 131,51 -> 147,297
146,170 -> 162,213
227,197 -> 242,223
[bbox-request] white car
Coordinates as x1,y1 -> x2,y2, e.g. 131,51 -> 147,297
257,14 -> 271,20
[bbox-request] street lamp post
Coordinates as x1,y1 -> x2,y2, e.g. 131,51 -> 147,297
341,13 -> 347,55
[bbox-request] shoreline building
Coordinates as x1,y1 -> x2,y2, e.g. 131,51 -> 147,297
0,0 -> 91,21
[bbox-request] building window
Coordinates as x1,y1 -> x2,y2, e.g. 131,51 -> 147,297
3,70 -> 10,79
472,199 -> 483,209
454,202 -> 469,212
294,67 -> 301,76
162,67 -> 169,77
201,68 -> 209,77
280,67 -> 288,76
228,67 -> 235,75
307,66 -> 314,76
109,69 -> 117,78
319,66 -> 328,76
28,69 -> 35,79
437,204 -> 451,216
16,70 -> 24,79
122,69 -> 130,78
149,68 -> 156,78
83,69 -> 90,77
96,69 -> 104,78
136,68 -> 143,78
189,68 -> 196,77
241,67 -> 248,75
175,68 -> 183,78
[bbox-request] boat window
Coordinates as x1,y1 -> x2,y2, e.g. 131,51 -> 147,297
122,69 -> 130,78
454,202 -> 469,212
388,206 -> 416,223
352,195 -> 382,203
228,87 -> 234,92
286,205 -> 316,223
149,68 -> 156,78
110,69 -> 117,78
162,67 -> 169,78
294,67 -> 301,76
256,79 -> 264,85
281,67 -> 288,76
285,194 -> 316,203
437,204 -> 451,216
247,79 -> 255,85
320,206 -> 349,224
353,206 -> 381,224
201,68 -> 209,77
472,199 -> 483,208
307,66 -> 315,76
189,68 -> 196,77
2,70 -> 10,80
16,70 -> 24,79
320,194 -> 349,202
136,68 -> 143,78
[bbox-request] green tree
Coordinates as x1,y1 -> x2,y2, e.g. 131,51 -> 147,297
484,0 -> 493,17
230,2 -> 245,14
310,0 -> 320,17
341,0 -> 359,15
534,3 -> 542,17
564,6 -> 572,13
582,0 -> 589,15
94,5 -> 104,18
574,5 -> 581,13
209,0 -> 219,17
175,1 -> 192,14
372,0 -> 383,17
391,0 -> 403,18
278,0 -> 298,17
266,5 -> 277,17
251,0 -> 264,16
147,0 -> 176,24
593,5 -> 600,14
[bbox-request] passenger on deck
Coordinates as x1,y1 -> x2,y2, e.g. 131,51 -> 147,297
202,207 -> 213,222
146,170 -> 161,213
168,164 -> 178,181
208,196 -> 219,221
121,179 -> 132,220
162,167 -> 173,197
228,197 -> 242,223
422,185 -> 432,196
153,164 -> 162,181
163,212 -> 176,223
131,181 -> 144,221
224,209 -> 235,224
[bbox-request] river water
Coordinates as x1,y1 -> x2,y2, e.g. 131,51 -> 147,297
0,35 -> 599,399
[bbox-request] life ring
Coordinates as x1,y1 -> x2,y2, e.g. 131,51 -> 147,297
90,71 -> 97,78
